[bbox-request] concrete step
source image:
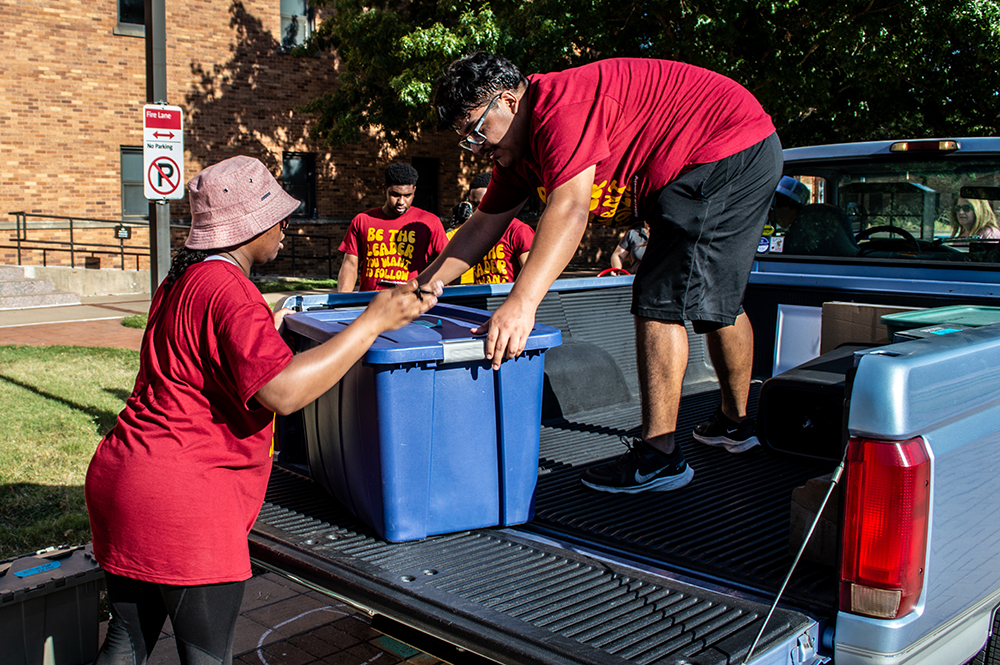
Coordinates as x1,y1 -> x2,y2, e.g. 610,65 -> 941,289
0,265 -> 26,279
0,279 -> 55,296
0,264 -> 83,309
0,290 -> 81,310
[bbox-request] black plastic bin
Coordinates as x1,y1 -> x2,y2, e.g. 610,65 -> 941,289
0,544 -> 105,665
757,344 -> 876,462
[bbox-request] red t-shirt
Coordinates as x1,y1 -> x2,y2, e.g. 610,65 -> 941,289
472,219 -> 534,283
339,206 -> 448,291
479,58 -> 776,227
85,260 -> 293,585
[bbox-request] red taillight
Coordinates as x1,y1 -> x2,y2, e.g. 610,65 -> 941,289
840,436 -> 931,619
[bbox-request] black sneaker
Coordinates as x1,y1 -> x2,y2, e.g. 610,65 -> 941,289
692,408 -> 760,453
580,437 -> 694,493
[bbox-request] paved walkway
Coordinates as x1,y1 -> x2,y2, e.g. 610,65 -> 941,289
126,572 -> 441,665
0,296 -> 151,349
1,294 -> 444,665
0,292 -> 305,350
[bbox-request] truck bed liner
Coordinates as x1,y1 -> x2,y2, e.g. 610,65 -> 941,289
530,389 -> 839,614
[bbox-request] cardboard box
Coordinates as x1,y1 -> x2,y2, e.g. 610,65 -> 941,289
789,474 -> 840,567
820,302 -> 924,354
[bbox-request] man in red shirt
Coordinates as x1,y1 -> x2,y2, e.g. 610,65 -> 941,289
338,163 -> 448,291
421,53 -> 782,493
448,172 -> 534,284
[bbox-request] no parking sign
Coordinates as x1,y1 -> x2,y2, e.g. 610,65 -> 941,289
143,104 -> 185,200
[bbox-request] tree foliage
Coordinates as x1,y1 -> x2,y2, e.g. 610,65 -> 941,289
301,0 -> 1000,149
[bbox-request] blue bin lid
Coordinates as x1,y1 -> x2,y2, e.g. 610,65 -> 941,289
285,302 -> 562,364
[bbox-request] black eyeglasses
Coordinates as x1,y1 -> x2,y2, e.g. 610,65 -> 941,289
279,218 -> 289,230
955,204 -> 974,213
458,95 -> 501,152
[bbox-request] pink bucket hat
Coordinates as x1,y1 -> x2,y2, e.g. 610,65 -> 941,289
185,156 -> 301,250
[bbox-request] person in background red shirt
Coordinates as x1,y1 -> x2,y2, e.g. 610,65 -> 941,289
338,162 -> 448,292
85,156 -> 442,665
421,53 -> 782,494
447,171 -> 533,284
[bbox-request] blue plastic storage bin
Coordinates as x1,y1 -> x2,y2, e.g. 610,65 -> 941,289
284,302 -> 562,542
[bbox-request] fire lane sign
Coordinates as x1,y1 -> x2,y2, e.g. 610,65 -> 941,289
143,105 -> 185,200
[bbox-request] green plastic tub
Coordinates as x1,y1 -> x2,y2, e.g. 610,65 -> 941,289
881,305 -> 1000,340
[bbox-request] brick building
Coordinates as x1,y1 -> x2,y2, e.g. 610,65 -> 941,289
0,0 -> 496,275
0,0 -> 616,279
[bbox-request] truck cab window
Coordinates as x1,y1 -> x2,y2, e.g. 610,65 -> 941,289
764,155 -> 1000,266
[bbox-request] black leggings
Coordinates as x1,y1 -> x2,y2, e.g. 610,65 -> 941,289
96,572 -> 246,665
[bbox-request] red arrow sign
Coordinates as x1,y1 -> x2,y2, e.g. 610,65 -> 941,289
153,131 -> 175,139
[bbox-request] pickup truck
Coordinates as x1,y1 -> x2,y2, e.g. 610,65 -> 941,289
254,138 -> 1000,665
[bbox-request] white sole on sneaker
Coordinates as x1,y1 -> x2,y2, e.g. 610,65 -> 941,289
693,433 -> 760,453
580,464 -> 695,494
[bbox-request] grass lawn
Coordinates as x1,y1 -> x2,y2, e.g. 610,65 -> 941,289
117,279 -> 339,331
3,276 -> 340,559
0,345 -> 139,561
254,277 -> 338,293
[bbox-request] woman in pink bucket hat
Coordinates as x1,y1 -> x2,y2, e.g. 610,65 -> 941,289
85,156 -> 443,665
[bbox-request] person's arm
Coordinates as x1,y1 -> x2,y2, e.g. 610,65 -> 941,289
255,280 -> 443,415
419,204 -> 524,287
512,221 -> 533,270
337,253 -> 358,293
610,245 -> 629,270
477,165 -> 596,369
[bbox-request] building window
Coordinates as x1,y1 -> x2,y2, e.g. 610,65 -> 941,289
114,0 -> 145,36
119,0 -> 143,24
280,0 -> 313,51
283,153 -> 316,217
121,147 -> 148,220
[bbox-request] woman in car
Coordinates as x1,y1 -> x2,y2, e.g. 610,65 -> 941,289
950,197 -> 1000,240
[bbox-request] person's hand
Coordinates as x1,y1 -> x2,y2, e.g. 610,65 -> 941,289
272,307 -> 293,331
471,296 -> 535,370
365,279 -> 443,333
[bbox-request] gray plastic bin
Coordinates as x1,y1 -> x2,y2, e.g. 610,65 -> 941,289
0,544 -> 105,665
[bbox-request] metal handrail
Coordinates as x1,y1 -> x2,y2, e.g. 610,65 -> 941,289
5,212 -> 343,277
4,211 -> 169,270
253,232 -> 338,279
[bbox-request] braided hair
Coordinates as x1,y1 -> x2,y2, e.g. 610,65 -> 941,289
164,247 -> 210,286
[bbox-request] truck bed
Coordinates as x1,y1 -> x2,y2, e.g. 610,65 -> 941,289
530,392 -> 838,614
251,380 -> 835,664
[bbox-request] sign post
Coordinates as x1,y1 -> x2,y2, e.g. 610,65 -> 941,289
144,0 -> 171,293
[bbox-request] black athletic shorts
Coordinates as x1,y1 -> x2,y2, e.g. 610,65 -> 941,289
632,132 -> 782,330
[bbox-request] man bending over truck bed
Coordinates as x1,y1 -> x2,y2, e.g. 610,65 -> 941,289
420,53 -> 781,493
